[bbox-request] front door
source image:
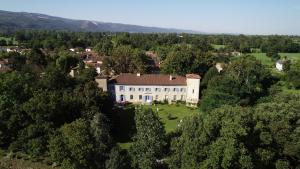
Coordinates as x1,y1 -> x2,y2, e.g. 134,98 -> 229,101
144,95 -> 153,103
120,95 -> 125,102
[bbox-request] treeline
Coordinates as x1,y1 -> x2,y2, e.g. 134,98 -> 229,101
1,30 -> 299,53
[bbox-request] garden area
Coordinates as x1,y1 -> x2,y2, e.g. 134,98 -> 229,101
113,103 -> 200,149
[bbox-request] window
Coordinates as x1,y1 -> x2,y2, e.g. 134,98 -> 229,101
192,89 -> 195,93
138,88 -> 144,92
146,88 -> 151,92
155,88 -> 161,92
120,95 -> 125,102
173,95 -> 177,101
145,95 -> 152,101
180,88 -> 186,92
129,87 -> 135,91
155,95 -> 159,100
139,95 -> 142,100
181,95 -> 185,101
173,88 -> 179,92
130,95 -> 133,100
119,86 -> 125,91
164,88 -> 170,92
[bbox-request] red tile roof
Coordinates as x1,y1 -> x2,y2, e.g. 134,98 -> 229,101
112,73 -> 188,86
186,74 -> 201,79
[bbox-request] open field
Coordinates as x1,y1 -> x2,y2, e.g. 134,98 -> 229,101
249,53 -> 300,66
250,53 -> 273,66
212,44 -> 226,50
0,36 -> 18,45
115,103 -> 200,149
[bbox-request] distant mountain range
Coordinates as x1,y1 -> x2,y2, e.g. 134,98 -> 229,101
0,10 -> 200,34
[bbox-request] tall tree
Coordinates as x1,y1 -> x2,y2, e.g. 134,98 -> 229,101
129,108 -> 167,169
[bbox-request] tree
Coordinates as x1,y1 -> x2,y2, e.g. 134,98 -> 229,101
7,52 -> 26,71
0,39 -> 7,46
103,45 -> 150,74
49,119 -> 94,169
40,64 -> 74,90
55,51 -> 79,73
90,112 -> 113,168
94,39 -> 113,56
106,146 -> 130,169
170,93 -> 300,169
266,50 -> 280,61
0,72 -> 35,147
201,56 -> 274,112
161,45 -> 196,75
129,108 -> 167,169
201,66 -> 220,88
286,60 -> 300,89
26,48 -> 47,67
169,105 -> 254,169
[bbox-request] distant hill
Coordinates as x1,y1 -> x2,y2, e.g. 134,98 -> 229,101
0,10 -> 200,34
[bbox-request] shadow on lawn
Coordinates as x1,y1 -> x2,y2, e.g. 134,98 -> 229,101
112,105 -> 136,143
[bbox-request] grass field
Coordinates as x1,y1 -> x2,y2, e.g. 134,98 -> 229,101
249,53 -> 300,66
146,103 -> 199,133
0,36 -> 18,45
212,44 -> 226,50
115,103 -> 200,149
250,53 -> 273,66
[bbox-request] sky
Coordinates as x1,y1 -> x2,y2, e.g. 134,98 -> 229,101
1,0 -> 300,35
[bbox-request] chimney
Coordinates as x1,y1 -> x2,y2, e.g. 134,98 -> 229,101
170,75 -> 173,80
137,73 -> 141,77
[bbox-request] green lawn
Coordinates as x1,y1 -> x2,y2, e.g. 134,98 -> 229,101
0,36 -> 18,45
145,103 -> 199,133
279,53 -> 300,61
249,53 -> 300,66
250,53 -> 273,66
212,44 -> 226,50
115,103 -> 200,149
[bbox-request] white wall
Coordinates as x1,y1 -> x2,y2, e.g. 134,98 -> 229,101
186,78 -> 200,104
114,85 -> 187,103
276,63 -> 283,71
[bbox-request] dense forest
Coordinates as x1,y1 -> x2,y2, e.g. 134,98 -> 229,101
0,31 -> 300,169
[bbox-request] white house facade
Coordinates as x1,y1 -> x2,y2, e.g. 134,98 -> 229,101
103,73 -> 201,107
276,60 -> 284,71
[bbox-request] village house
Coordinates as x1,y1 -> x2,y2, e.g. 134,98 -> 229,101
215,62 -> 226,73
97,73 -> 201,107
85,47 -> 92,52
6,46 -> 21,53
231,51 -> 241,56
276,60 -> 284,71
69,48 -> 75,52
0,59 -> 11,73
